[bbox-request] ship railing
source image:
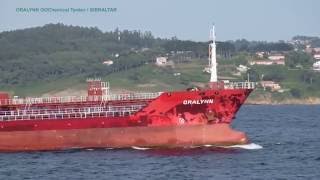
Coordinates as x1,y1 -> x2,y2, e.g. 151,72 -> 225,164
223,82 -> 256,89
103,92 -> 162,101
0,105 -> 144,116
0,92 -> 162,106
0,96 -> 88,105
0,105 -> 145,121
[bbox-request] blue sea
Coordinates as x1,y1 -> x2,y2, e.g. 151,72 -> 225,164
0,105 -> 319,180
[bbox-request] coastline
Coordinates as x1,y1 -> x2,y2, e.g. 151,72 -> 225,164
246,97 -> 320,105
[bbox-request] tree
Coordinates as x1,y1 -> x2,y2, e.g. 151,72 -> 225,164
230,53 -> 249,66
290,88 -> 302,98
300,71 -> 316,84
244,69 -> 260,82
251,42 -> 293,52
262,66 -> 285,82
233,39 -> 250,52
286,51 -> 313,68
217,41 -> 235,59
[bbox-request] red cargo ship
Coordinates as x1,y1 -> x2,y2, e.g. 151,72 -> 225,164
0,26 -> 255,152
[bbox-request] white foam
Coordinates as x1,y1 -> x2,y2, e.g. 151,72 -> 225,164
130,143 -> 263,150
228,143 -> 263,150
131,146 -> 151,150
203,144 -> 213,147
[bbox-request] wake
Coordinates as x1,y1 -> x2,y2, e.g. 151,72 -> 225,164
130,143 -> 263,151
131,146 -> 151,150
226,143 -> 263,150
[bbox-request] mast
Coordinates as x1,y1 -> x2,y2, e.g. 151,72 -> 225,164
209,25 -> 217,82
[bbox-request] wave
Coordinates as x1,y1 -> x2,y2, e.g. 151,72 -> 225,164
131,146 -> 151,150
227,143 -> 263,150
203,144 -> 213,147
130,143 -> 262,151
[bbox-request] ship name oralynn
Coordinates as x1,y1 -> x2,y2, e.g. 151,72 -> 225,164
183,99 -> 214,105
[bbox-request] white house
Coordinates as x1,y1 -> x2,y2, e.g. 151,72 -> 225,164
313,61 -> 320,71
250,59 -> 285,66
237,64 -> 249,73
155,57 -> 168,66
256,51 -> 267,58
313,54 -> 320,60
305,45 -> 313,54
103,60 -> 114,66
273,59 -> 285,65
250,60 -> 273,65
260,81 -> 281,91
268,54 -> 285,61
313,47 -> 320,53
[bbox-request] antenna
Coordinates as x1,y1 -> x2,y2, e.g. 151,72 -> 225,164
209,24 -> 217,82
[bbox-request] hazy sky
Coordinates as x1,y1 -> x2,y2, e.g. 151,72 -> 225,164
1,0 -> 319,41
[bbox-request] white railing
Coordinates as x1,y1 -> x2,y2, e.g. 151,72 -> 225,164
0,104 -> 145,121
103,92 -> 162,101
0,92 -> 163,106
224,82 -> 256,89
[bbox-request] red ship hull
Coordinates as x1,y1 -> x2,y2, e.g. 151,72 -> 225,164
0,124 -> 247,152
0,87 -> 253,152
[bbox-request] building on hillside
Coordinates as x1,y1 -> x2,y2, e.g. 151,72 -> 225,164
268,54 -> 285,61
313,47 -> 320,53
305,45 -> 313,54
256,51 -> 267,58
260,81 -> 281,91
272,59 -> 285,65
236,65 -> 249,73
141,47 -> 150,52
250,60 -> 273,66
291,39 -> 310,46
313,54 -> 320,60
102,60 -> 114,66
155,57 -> 168,66
250,59 -> 285,66
313,61 -> 320,71
203,67 -> 211,74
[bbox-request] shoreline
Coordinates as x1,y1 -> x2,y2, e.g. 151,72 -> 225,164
245,97 -> 320,105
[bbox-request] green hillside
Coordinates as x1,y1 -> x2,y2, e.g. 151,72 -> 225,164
1,24 -> 320,104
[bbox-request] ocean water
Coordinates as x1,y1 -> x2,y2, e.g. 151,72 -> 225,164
0,105 -> 319,180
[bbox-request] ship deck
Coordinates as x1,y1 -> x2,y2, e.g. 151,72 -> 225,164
0,92 -> 162,122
